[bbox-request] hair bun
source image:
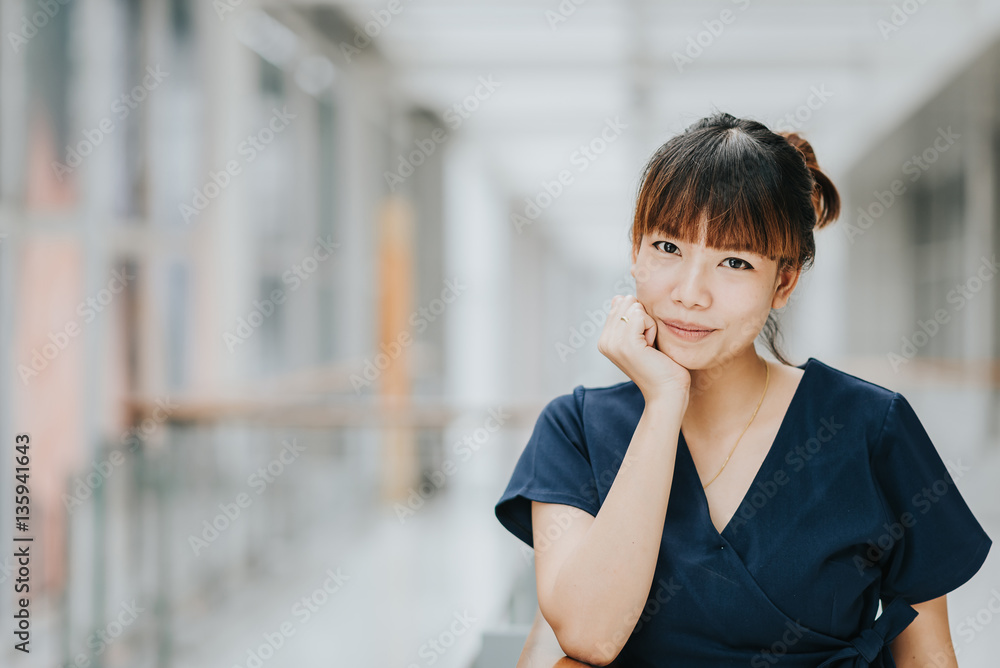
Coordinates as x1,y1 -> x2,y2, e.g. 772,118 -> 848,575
779,131 -> 841,230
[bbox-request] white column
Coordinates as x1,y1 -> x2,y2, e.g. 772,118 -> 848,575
444,137 -> 510,406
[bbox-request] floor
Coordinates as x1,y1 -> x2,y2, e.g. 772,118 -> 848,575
5,418 -> 1000,668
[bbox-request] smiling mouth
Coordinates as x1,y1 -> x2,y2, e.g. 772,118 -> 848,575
661,320 -> 716,340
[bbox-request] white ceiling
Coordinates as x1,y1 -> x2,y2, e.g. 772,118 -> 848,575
295,0 -> 1000,269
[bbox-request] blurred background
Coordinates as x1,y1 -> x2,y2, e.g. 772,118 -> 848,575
1,0 -> 1000,666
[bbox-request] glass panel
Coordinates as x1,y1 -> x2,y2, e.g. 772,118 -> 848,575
23,0 -> 76,211
317,96 -> 338,362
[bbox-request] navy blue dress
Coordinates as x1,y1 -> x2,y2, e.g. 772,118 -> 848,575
495,357 -> 992,667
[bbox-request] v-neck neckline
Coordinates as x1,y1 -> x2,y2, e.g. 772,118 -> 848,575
680,356 -> 817,540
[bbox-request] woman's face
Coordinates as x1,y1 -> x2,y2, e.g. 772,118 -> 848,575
630,228 -> 800,370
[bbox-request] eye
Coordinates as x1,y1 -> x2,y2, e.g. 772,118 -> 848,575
725,257 -> 755,271
653,240 -> 755,271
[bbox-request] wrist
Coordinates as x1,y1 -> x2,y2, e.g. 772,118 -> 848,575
641,389 -> 688,415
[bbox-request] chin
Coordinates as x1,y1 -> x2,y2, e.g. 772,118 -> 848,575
656,341 -> 697,369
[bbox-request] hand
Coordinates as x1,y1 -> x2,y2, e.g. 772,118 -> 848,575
597,295 -> 691,407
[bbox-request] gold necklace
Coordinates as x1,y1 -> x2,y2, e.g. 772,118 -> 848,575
701,357 -> 770,489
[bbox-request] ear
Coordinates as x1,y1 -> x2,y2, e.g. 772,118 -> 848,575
630,241 -> 639,278
771,264 -> 801,310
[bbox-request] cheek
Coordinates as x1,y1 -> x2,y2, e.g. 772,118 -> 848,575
633,263 -> 671,296
720,289 -> 773,335
632,250 -> 669,286
635,277 -> 672,311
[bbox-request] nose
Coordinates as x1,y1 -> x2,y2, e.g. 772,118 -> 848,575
670,259 -> 712,309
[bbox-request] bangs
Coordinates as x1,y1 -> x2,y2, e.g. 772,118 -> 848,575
633,129 -> 802,265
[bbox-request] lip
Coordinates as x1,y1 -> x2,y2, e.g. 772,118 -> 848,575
661,318 -> 716,341
662,318 -> 715,332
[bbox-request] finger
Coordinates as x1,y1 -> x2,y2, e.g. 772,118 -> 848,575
642,311 -> 657,347
600,297 -> 627,353
620,300 -> 656,348
622,301 -> 645,334
609,294 -> 633,322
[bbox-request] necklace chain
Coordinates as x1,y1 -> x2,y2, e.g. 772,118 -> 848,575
701,357 -> 770,490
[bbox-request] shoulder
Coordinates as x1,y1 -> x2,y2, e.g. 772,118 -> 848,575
542,379 -> 643,416
802,357 -> 923,457
535,380 -> 644,456
568,379 -> 645,430
578,378 -> 644,403
804,356 -> 898,414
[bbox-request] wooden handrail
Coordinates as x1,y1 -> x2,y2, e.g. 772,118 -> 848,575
124,357 -> 1000,428
832,355 -> 1000,390
124,394 -> 547,429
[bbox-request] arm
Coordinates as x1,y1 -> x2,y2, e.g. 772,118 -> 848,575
889,595 -> 957,667
531,398 -> 684,666
517,607 -> 622,668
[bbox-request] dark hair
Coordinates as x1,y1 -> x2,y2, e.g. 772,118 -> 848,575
629,111 -> 841,366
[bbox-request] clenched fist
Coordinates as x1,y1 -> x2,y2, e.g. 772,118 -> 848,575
597,295 -> 691,408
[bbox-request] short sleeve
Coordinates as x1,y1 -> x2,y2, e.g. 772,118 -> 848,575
870,392 -> 992,605
494,386 -> 600,548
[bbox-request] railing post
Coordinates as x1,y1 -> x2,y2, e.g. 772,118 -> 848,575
154,433 -> 173,668
90,441 -> 108,668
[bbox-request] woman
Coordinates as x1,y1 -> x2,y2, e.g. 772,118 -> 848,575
494,112 -> 992,667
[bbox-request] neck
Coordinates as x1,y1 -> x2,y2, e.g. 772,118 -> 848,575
682,349 -> 769,450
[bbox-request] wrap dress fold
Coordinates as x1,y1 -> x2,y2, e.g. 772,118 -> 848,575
495,357 -> 992,666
